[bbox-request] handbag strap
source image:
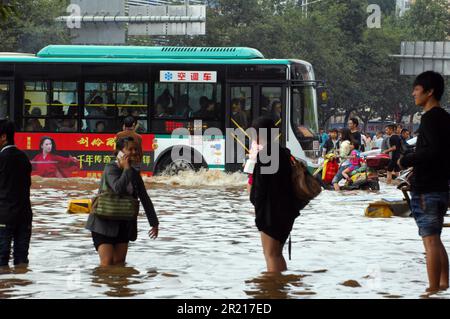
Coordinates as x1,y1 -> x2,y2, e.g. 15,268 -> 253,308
288,235 -> 292,261
98,172 -> 138,198
98,176 -> 107,193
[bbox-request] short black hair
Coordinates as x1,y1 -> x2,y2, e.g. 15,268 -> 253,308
385,124 -> 397,131
401,128 -> 409,134
349,117 -> 359,127
123,116 -> 137,128
0,120 -> 15,145
114,136 -> 135,156
328,128 -> 338,133
413,71 -> 445,101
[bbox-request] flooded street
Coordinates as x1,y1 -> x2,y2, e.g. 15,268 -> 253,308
0,171 -> 449,299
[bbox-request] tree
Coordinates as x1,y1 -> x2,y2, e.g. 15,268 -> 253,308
0,0 -> 69,53
0,1 -> 15,21
401,0 -> 450,41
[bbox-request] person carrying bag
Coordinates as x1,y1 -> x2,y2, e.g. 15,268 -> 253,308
91,176 -> 139,221
86,137 -> 159,266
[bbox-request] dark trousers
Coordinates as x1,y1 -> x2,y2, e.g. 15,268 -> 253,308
0,222 -> 32,266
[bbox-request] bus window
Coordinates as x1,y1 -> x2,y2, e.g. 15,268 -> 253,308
117,83 -> 148,133
23,81 -> 79,132
84,82 -> 148,133
153,82 -> 221,121
51,82 -> 78,132
23,81 -> 48,131
0,83 -> 9,119
154,83 -> 175,118
230,86 -> 251,130
260,87 -> 282,126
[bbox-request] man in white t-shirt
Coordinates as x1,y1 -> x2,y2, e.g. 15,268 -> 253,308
373,131 -> 384,149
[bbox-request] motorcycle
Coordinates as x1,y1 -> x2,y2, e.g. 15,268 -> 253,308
340,150 -> 389,191
315,150 -> 389,191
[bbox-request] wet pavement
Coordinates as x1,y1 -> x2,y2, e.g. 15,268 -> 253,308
0,171 -> 449,299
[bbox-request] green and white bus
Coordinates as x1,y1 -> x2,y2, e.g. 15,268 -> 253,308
0,45 -> 320,178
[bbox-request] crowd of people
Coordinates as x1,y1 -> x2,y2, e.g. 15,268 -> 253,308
0,71 -> 448,296
319,118 -> 415,188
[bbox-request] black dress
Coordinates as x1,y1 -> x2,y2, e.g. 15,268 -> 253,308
250,145 -> 306,244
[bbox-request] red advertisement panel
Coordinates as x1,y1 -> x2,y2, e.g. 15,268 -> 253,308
15,133 -> 155,178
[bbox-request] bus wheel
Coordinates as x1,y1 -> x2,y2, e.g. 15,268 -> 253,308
154,151 -> 205,176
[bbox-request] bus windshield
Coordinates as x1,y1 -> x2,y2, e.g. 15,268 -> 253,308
291,85 -> 318,137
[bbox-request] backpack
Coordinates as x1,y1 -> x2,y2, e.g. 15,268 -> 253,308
290,156 -> 322,201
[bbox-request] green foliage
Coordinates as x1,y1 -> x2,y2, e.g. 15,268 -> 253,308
164,0 -> 449,127
0,0 -> 70,53
401,0 -> 450,41
0,2 -> 16,21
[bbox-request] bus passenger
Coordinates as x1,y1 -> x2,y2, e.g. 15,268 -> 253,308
175,94 -> 192,118
96,121 -> 106,133
46,100 -> 64,131
193,96 -> 210,118
27,108 -> 44,131
155,103 -> 168,118
87,96 -> 106,132
23,99 -> 32,116
156,88 -> 174,114
231,98 -> 248,129
271,100 -> 282,123
59,103 -> 78,132
205,100 -> 219,119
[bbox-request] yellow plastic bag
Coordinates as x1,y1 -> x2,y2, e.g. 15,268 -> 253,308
365,201 -> 394,218
67,199 -> 92,214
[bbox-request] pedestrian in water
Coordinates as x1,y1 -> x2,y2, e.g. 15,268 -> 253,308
116,116 -> 143,164
0,120 -> 33,268
86,137 -> 159,266
332,128 -> 356,191
249,117 -> 307,272
383,124 -> 401,184
399,71 -> 450,294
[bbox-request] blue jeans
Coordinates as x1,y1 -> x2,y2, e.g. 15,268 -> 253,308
332,165 -> 347,185
0,222 -> 32,266
411,192 -> 449,238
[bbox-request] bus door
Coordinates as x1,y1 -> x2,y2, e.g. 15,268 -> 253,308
0,80 -> 12,120
256,84 -> 287,147
225,83 -> 256,171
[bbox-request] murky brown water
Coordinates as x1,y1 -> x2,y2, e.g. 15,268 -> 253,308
0,170 -> 449,299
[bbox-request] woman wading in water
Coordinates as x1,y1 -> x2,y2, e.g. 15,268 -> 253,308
249,117 -> 306,272
86,137 -> 159,266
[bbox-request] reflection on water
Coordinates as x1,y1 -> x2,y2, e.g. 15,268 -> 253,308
0,171 -> 448,298
245,273 -> 314,299
91,266 -> 144,298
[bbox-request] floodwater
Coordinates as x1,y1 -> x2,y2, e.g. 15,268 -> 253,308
0,170 -> 449,299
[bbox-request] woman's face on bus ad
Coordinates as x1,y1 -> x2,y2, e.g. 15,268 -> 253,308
42,139 -> 53,154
